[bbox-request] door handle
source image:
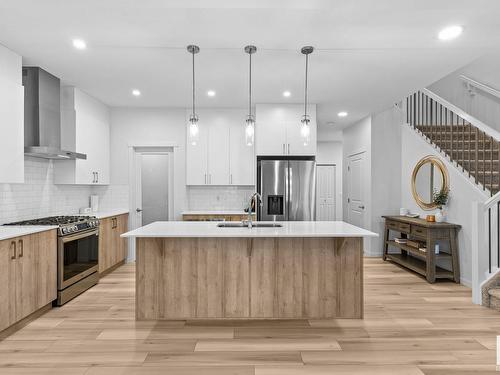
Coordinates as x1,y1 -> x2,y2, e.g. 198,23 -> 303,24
10,241 -> 16,260
18,239 -> 23,258
136,208 -> 143,213
359,205 -> 365,209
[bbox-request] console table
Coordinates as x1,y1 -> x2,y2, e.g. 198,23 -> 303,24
382,216 -> 460,283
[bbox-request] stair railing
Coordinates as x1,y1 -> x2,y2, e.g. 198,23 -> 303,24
406,89 -> 500,195
472,192 -> 500,304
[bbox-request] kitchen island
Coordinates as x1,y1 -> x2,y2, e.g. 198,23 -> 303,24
122,221 -> 377,320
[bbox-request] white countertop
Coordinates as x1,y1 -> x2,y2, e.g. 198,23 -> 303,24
182,210 -> 250,215
0,226 -> 58,241
81,209 -> 129,219
122,221 -> 378,238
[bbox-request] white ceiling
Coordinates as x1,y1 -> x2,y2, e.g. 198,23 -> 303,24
1,0 -> 499,127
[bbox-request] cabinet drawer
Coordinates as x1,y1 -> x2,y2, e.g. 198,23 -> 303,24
386,220 -> 399,231
398,223 -> 410,233
411,225 -> 428,237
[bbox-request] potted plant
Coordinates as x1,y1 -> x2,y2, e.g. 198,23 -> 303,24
433,188 -> 449,222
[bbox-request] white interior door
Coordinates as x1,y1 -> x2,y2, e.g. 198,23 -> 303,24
140,153 -> 169,226
316,165 -> 336,221
129,147 -> 174,261
347,152 -> 366,228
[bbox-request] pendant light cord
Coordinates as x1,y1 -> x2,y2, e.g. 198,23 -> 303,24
249,52 -> 252,118
192,50 -> 196,118
304,53 -> 309,119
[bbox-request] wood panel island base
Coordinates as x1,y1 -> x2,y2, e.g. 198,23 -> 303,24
124,221 -> 377,320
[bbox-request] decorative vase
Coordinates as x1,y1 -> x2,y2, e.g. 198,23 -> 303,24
435,208 -> 446,223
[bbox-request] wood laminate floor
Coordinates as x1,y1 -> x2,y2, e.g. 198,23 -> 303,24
0,258 -> 499,374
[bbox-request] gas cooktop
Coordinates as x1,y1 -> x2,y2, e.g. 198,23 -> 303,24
4,215 -> 99,236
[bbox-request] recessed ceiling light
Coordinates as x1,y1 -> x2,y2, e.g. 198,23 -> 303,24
337,111 -> 348,117
438,25 -> 463,41
207,90 -> 216,97
132,89 -> 141,97
283,91 -> 291,97
72,38 -> 87,50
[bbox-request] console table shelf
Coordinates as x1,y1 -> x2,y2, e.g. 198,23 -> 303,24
382,216 -> 460,283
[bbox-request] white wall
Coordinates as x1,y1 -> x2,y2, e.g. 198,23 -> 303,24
317,141 -> 343,220
370,107 -> 403,256
429,53 -> 500,131
110,108 -> 187,219
342,116 -> 372,253
401,125 -> 489,286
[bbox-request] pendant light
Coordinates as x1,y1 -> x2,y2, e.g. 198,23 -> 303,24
244,45 -> 257,147
187,45 -> 200,146
300,46 -> 314,146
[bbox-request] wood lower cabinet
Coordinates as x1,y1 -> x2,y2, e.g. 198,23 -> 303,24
0,230 -> 57,333
98,214 -> 129,274
136,236 -> 363,320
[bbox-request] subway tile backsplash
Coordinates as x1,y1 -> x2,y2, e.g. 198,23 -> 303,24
0,157 -> 128,224
187,186 -> 254,211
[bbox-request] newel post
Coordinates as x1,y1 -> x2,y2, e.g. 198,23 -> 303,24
471,201 -> 485,304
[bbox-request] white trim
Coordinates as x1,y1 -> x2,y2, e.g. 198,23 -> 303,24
128,142 -> 179,148
471,201 -> 484,305
460,75 -> 500,100
422,88 -> 500,141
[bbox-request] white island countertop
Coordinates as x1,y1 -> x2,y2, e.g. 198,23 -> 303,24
122,221 -> 378,238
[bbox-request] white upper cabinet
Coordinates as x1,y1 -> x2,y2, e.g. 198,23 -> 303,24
186,109 -> 255,186
229,121 -> 255,185
186,120 -> 209,185
55,87 -> 110,185
255,104 -> 317,156
0,46 -> 24,183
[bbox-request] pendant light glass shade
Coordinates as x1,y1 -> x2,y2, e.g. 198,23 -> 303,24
300,115 -> 311,146
300,46 -> 314,146
188,115 -> 199,146
187,45 -> 200,146
245,116 -> 255,146
244,45 -> 257,147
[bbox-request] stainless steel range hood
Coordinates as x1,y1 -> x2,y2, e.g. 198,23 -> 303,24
22,67 -> 86,160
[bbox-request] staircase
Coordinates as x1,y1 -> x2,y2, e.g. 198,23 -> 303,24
406,88 -> 500,307
406,89 -> 500,195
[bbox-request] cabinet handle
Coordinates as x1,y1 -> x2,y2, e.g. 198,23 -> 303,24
283,144 -> 285,154
288,143 -> 290,154
96,172 -> 99,183
230,174 -> 232,184
209,174 -> 211,184
10,241 -> 16,260
18,239 -> 23,258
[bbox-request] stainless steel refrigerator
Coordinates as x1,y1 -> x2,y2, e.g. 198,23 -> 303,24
257,158 -> 316,221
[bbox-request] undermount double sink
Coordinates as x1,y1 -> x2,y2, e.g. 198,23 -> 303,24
217,222 -> 282,228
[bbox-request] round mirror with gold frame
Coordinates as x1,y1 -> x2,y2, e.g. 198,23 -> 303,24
411,155 -> 449,210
